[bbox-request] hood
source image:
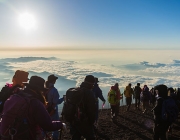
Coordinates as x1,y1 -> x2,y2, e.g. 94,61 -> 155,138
111,86 -> 118,91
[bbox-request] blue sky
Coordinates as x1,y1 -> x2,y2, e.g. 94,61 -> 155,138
0,0 -> 180,49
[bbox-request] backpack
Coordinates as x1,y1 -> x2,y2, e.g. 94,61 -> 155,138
108,90 -> 116,104
0,84 -> 13,113
0,92 -> 33,140
162,97 -> 179,125
62,87 -> 86,123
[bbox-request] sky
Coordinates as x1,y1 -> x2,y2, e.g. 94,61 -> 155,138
0,0 -> 180,50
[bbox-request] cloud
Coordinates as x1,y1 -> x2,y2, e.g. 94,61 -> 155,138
1,56 -> 180,94
0,57 -> 56,63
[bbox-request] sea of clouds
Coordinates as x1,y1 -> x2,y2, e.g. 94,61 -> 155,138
1,56 -> 180,109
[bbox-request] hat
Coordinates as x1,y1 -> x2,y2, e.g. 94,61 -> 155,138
47,74 -> 58,82
13,70 -> 29,82
84,75 -> 95,84
95,77 -> 99,83
23,76 -> 46,90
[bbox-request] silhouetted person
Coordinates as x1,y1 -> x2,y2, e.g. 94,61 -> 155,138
134,83 -> 141,110
124,83 -> 133,111
92,77 -> 106,125
45,74 -> 64,140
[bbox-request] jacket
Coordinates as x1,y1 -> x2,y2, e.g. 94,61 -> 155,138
124,86 -> 133,98
92,83 -> 105,103
108,86 -> 121,105
134,86 -> 141,98
0,88 -> 63,140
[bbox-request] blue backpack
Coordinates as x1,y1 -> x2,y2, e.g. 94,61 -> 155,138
162,97 -> 179,124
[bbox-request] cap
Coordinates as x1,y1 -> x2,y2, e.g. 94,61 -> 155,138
48,74 -> 58,82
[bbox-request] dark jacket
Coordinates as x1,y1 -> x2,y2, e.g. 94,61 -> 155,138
0,88 -> 63,140
92,83 -> 105,103
134,86 -> 141,98
152,97 -> 164,124
80,82 -> 96,124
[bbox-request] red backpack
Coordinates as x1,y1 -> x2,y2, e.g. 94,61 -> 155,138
0,93 -> 34,140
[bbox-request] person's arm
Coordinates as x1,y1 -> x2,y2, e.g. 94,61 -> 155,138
97,87 -> 105,102
31,99 -> 63,131
52,88 -> 64,105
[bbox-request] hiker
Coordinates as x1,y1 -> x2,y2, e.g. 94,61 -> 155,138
150,87 -> 156,107
92,77 -> 106,125
152,84 -> 179,140
0,70 -> 29,113
108,83 -> 122,121
0,76 -> 66,140
134,83 -> 142,110
141,85 -> 151,113
124,83 -> 133,111
45,74 -> 64,140
70,75 -> 96,140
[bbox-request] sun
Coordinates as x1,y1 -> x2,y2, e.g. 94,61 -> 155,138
18,12 -> 37,30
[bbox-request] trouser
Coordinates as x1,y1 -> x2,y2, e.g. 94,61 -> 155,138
126,97 -> 132,111
110,104 -> 118,119
135,97 -> 140,109
142,100 -> 149,111
153,123 -> 169,140
70,122 -> 95,140
117,102 -> 120,115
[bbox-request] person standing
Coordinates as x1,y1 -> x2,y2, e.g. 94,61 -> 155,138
108,83 -> 121,121
45,74 -> 64,140
134,83 -> 142,110
141,85 -> 151,113
70,75 -> 96,140
124,83 -> 133,111
152,84 -> 178,140
92,77 -> 106,125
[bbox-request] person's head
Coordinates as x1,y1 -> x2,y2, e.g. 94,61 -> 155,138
137,83 -> 140,86
12,70 -> 29,87
154,84 -> 168,98
128,83 -> 131,87
168,87 -> 174,96
47,74 -> 58,84
94,77 -> 99,83
84,75 -> 95,89
114,83 -> 119,87
114,83 -> 119,90
23,76 -> 47,104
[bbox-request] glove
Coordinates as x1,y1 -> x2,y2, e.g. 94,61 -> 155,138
62,123 -> 67,132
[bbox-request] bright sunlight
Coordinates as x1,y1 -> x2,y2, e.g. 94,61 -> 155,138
18,12 -> 37,30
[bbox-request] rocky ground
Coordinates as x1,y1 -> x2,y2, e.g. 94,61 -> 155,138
60,104 -> 180,140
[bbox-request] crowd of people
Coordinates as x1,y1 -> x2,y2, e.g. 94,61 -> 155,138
0,70 -> 179,140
